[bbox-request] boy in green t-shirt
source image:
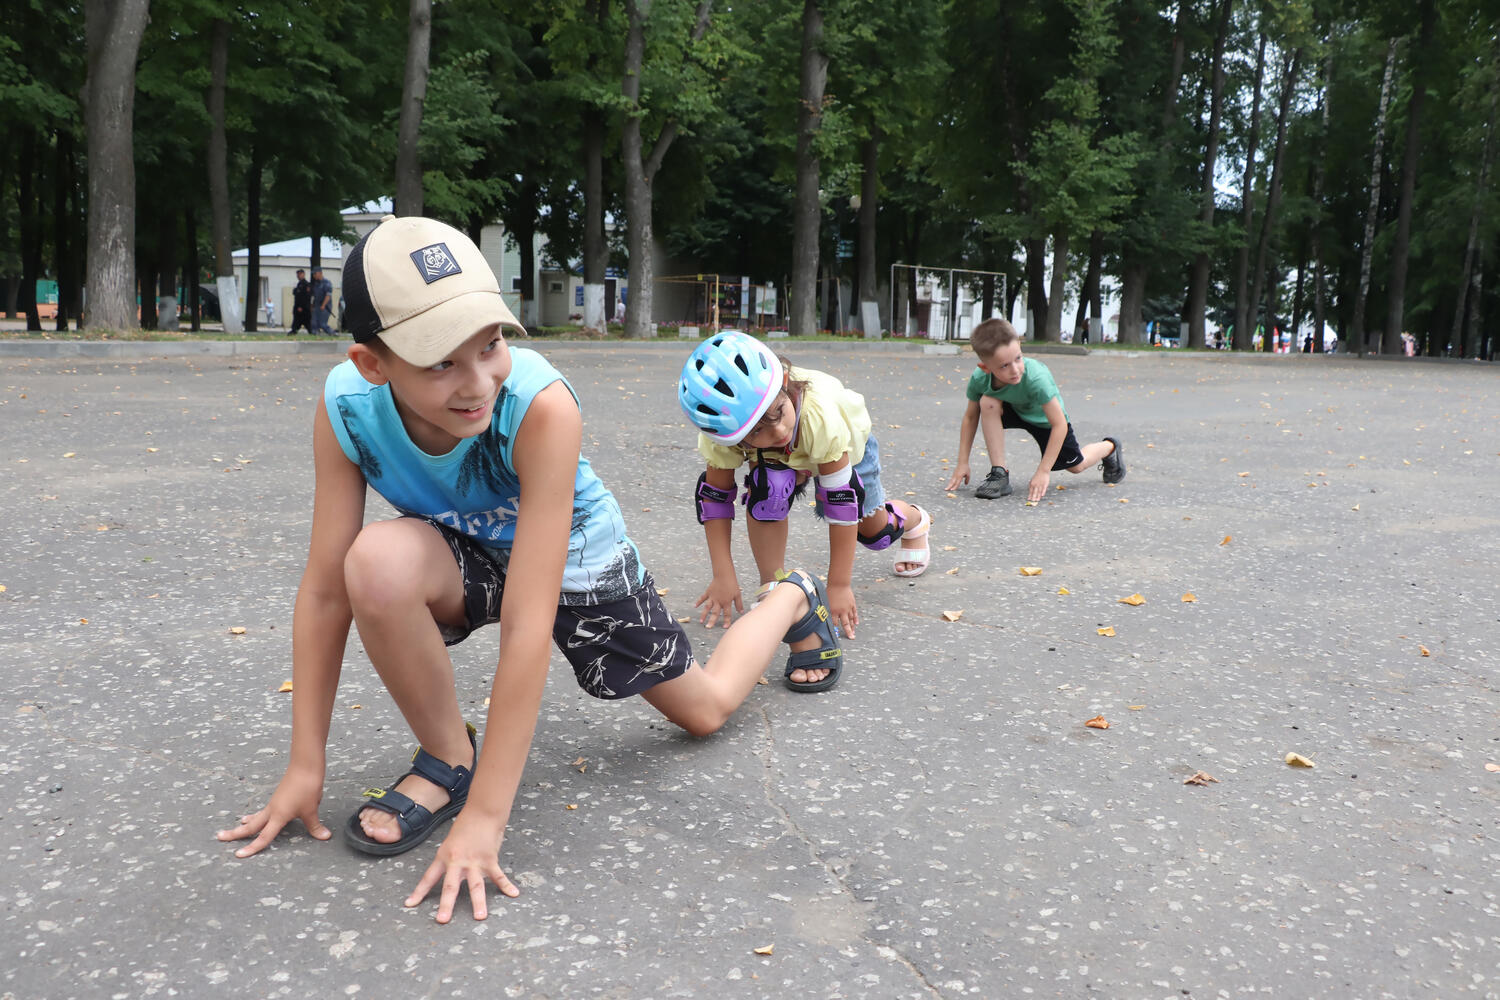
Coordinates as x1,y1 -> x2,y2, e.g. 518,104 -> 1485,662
945,317 -> 1125,502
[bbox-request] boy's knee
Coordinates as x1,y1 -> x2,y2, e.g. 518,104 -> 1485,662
674,712 -> 729,739
344,521 -> 429,607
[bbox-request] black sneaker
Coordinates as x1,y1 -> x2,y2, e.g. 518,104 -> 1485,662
1101,438 -> 1126,484
975,465 -> 1012,499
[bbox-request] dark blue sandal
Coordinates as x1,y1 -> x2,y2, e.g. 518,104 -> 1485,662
778,570 -> 843,693
343,722 -> 477,857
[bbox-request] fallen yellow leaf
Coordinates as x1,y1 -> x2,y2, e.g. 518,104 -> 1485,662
78,618 -> 88,624
1284,752 -> 1315,768
1084,715 -> 1109,729
676,616 -> 690,623
228,626 -> 247,635
753,944 -> 775,956
1128,704 -> 1145,710
1181,593 -> 1197,603
1118,593 -> 1145,606
1486,763 -> 1500,772
0,585 -> 6,593
941,610 -> 963,622
945,492 -> 958,499
1220,535 -> 1232,545
1097,626 -> 1116,637
62,452 -> 76,458
1237,471 -> 1250,477
1419,645 -> 1431,657
1024,500 -> 1037,506
277,681 -> 294,693
1055,484 -> 1066,490
1057,586 -> 1070,595
655,587 -> 669,596
1351,504 -> 1360,511
1184,771 -> 1219,786
945,567 -> 960,575
350,704 -> 363,709
1118,497 -> 1130,503
566,803 -> 578,810
941,545 -> 957,551
1018,566 -> 1043,576
146,447 -> 158,453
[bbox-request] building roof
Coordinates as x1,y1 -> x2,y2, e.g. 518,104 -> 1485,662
231,236 -> 345,262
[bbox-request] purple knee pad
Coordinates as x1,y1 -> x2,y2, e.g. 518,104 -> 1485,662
857,502 -> 906,550
744,460 -> 797,521
694,473 -> 737,524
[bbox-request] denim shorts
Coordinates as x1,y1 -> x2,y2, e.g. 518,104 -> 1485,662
811,432 -> 888,519
426,520 -> 693,700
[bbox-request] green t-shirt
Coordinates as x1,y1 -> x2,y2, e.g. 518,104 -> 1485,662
964,357 -> 1067,426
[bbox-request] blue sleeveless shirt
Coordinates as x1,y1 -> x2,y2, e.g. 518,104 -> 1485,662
323,348 -> 644,605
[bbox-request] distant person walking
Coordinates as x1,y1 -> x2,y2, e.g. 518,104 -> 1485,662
288,269 -> 312,336
311,268 -> 335,335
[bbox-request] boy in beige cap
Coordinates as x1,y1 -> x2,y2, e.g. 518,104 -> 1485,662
217,216 -> 840,923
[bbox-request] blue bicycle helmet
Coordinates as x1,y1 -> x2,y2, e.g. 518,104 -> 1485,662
678,331 -> 784,444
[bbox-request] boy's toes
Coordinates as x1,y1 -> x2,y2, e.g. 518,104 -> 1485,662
359,809 -> 402,844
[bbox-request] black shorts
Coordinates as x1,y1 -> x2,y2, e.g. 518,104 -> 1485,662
1001,402 -> 1086,471
426,520 -> 693,700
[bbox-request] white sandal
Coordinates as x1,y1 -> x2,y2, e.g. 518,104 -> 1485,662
893,505 -> 932,578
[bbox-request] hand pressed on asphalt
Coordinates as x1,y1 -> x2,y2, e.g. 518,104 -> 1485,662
406,812 -> 519,923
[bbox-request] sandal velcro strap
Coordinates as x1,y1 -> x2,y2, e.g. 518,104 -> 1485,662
358,786 -> 431,826
776,570 -> 843,693
343,722 -> 479,857
407,746 -> 472,794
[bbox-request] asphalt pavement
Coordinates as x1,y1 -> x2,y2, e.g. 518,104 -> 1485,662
2,340 -> 1497,999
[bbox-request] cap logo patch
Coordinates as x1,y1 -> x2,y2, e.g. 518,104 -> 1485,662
409,243 -> 462,284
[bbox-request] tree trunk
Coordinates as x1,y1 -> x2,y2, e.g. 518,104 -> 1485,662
395,0 -> 431,217
1087,230 -> 1103,340
83,0 -> 150,331
18,129 -> 43,331
1352,39 -> 1400,357
1383,0 -> 1436,356
246,143 -> 262,332
1307,53 -> 1331,353
1462,240 -> 1485,359
621,0 -> 714,339
1187,0 -> 1233,349
790,0 -> 827,337
856,129 -> 879,328
186,202 -> 201,332
1247,48 -> 1301,352
158,201 -> 179,331
1024,237 -> 1047,338
1043,228 -> 1068,342
52,133 -> 72,331
581,0 -> 607,332
1232,29 -> 1267,351
1118,262 -> 1147,344
1450,43 -> 1497,357
206,18 -> 243,334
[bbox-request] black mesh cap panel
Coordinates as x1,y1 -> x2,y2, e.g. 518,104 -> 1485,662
341,235 -> 382,343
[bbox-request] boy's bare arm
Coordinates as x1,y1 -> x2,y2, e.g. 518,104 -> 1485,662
946,400 -> 981,489
407,380 -> 577,923
1029,397 -> 1069,501
220,398 -> 367,856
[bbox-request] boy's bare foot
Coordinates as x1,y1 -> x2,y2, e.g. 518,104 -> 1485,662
787,632 -> 831,686
358,773 -> 458,843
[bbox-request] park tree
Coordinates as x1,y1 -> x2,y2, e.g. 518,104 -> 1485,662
619,0 -> 725,338
84,0 -> 151,331
395,0 -> 432,216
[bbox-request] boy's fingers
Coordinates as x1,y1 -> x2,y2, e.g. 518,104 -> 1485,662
302,811 -> 332,840
467,874 -> 489,920
235,822 -> 283,859
493,868 -> 521,899
405,861 -> 445,909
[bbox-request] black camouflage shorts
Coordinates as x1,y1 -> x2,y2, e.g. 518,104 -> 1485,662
427,520 -> 693,700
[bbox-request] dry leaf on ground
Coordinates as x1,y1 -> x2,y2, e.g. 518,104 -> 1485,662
1284,752 -> 1315,768
753,945 -> 775,956
277,681 -> 293,693
941,610 -> 964,622
1118,593 -> 1145,606
945,567 -> 960,575
1220,535 -> 1232,545
1097,626 -> 1116,637
1181,593 -> 1197,603
1084,715 -> 1110,729
1057,586 -> 1070,595
228,626 -> 247,635
946,492 -> 958,499
1419,645 -> 1431,657
656,587 -> 669,596
1019,566 -> 1043,576
1118,497 -> 1130,503
1486,763 -> 1500,772
1128,704 -> 1145,710
1184,771 -> 1219,786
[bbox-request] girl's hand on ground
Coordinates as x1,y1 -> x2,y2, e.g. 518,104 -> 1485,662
406,813 -> 518,923
944,464 -> 970,491
216,764 -> 331,858
828,582 -> 857,639
695,578 -> 743,628
1028,471 -> 1050,502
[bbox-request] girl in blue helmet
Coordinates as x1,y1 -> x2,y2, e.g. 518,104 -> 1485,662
678,332 -> 933,692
